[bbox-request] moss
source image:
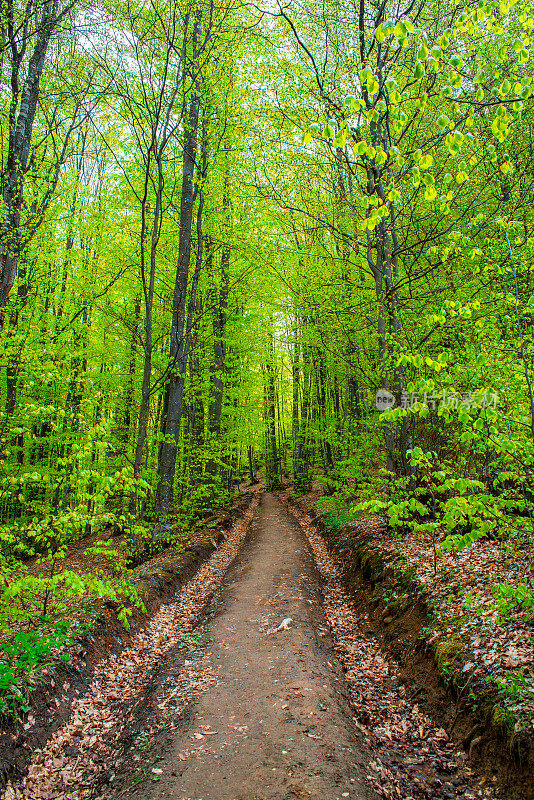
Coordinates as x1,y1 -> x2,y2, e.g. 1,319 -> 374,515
465,687 -> 500,726
195,538 -> 218,551
492,705 -> 514,736
476,687 -> 496,709
386,595 -> 409,616
358,548 -> 385,580
395,567 -> 419,593
448,614 -> 468,628
435,638 -> 464,670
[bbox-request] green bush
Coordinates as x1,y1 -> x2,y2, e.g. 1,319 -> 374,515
0,620 -> 91,718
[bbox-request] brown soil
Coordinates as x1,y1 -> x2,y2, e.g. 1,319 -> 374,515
110,493 -> 379,800
0,494 -> 253,789
6,489 -> 528,800
281,491 -> 534,800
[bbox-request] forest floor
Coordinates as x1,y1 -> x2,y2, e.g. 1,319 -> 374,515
2,492 -> 516,800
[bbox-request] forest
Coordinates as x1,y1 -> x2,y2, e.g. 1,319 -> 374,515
0,0 -> 533,794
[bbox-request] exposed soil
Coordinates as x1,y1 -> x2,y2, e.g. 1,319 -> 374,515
279,489 -> 534,800
107,492 -> 378,800
4,490 -> 527,800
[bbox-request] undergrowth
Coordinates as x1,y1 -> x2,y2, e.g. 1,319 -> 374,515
0,619 -> 92,718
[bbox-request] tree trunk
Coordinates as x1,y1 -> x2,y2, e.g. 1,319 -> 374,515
247,445 -> 256,483
130,179 -> 163,516
155,63 -> 204,523
292,321 -> 301,484
294,337 -> 312,493
264,325 -> 281,491
209,240 -> 229,437
0,0 -> 65,330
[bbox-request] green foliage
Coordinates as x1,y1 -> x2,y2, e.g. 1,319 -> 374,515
0,566 -> 145,632
316,493 -> 356,530
0,620 -> 91,718
435,638 -> 465,677
494,670 -> 531,705
493,582 -> 534,618
491,704 -> 515,736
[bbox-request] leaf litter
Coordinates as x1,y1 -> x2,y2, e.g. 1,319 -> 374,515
336,513 -> 534,738
283,495 -> 502,800
1,494 -> 260,800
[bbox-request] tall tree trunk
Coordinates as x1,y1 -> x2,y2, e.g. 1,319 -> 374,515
204,193 -> 230,490
295,337 -> 312,493
264,324 -> 281,491
57,131 -> 87,320
130,185 -> 162,515
0,0 -> 65,331
292,319 -> 301,484
155,63 -> 204,522
3,263 -> 29,477
122,294 -> 140,445
247,445 -> 256,483
317,357 -> 334,472
209,238 -> 229,437
352,6 -> 412,477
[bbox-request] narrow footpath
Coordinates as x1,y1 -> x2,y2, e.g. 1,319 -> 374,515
135,492 -> 378,800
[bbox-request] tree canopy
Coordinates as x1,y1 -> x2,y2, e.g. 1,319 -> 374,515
0,0 -> 534,721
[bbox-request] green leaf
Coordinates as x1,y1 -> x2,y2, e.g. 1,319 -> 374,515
367,78 -> 379,95
333,128 -> 347,147
417,43 -> 429,60
500,78 -> 511,95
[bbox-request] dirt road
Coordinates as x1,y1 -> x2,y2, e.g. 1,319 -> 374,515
140,493 -> 378,800
9,491 -> 500,800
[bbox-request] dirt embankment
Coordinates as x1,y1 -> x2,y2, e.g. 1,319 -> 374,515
279,489 -> 534,800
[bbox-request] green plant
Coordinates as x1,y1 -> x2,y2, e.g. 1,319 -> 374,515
178,629 -> 212,650
493,581 -> 534,619
435,637 -> 464,676
315,491 -> 357,530
495,669 -> 531,703
491,703 -> 515,736
0,619 -> 91,718
0,568 -> 145,630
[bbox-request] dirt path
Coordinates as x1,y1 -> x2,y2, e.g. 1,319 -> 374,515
4,496 -> 260,800
6,491 -> 503,800
132,493 -> 378,800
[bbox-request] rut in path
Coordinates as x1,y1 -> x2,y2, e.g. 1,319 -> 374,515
132,492 -> 378,800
